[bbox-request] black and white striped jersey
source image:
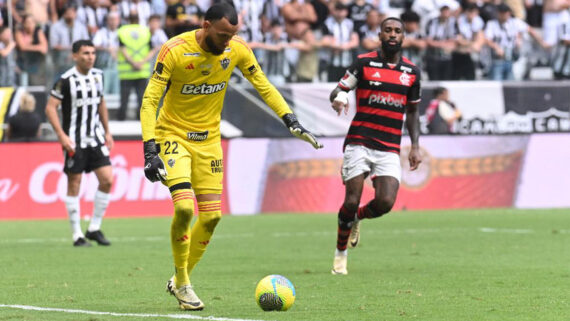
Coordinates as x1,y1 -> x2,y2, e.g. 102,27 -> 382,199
323,17 -> 356,68
485,18 -> 522,60
425,16 -> 457,58
456,14 -> 484,41
50,67 -> 106,149
552,18 -> 570,78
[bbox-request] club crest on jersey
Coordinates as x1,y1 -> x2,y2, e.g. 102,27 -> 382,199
399,73 -> 411,86
220,57 -> 230,70
168,159 -> 175,168
66,157 -> 74,168
200,63 -> 212,75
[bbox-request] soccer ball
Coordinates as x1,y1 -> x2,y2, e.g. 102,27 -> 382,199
255,275 -> 296,311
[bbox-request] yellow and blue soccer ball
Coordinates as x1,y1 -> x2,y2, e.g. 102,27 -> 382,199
255,275 -> 296,311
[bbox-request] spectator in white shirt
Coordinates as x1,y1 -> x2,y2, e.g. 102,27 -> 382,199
485,4 -> 521,80
93,11 -> 120,94
453,3 -> 485,80
425,5 -> 456,80
358,9 -> 383,52
49,4 -> 90,79
119,0 -> 152,26
321,2 -> 359,82
149,14 -> 168,69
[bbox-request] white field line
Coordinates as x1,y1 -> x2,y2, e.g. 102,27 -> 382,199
0,304 -> 268,321
479,228 -> 534,234
0,233 -> 254,244
1,228 -> 563,245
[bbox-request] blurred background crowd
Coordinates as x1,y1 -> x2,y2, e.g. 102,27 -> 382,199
0,0 -> 569,107
0,0 -> 570,135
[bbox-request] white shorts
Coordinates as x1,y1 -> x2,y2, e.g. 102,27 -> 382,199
341,144 -> 402,183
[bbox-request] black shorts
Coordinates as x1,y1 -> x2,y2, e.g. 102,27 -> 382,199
63,145 -> 111,174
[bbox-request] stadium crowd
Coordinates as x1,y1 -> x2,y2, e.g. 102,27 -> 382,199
0,0 -> 569,90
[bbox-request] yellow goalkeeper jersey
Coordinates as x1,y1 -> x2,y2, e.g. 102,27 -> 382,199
140,30 -> 292,143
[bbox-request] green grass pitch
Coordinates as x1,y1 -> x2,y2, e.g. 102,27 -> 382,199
1,209 -> 569,321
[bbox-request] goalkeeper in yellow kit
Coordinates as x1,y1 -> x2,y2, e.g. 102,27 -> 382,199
140,3 -> 322,311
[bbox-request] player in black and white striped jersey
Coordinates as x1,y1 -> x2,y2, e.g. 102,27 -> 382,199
45,40 -> 114,247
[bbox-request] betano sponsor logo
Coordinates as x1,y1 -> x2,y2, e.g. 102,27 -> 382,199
28,155 -> 170,204
368,93 -> 405,108
181,82 -> 226,95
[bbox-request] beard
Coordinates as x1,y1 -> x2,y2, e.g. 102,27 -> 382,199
205,35 -> 225,55
381,40 -> 402,56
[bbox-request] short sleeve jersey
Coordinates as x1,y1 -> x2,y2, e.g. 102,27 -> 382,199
50,67 -> 106,148
338,50 -> 421,154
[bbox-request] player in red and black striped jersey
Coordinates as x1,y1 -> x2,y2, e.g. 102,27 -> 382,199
329,17 -> 422,275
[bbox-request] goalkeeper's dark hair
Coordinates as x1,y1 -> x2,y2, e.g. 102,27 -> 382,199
205,3 -> 238,26
72,39 -> 94,53
381,17 -> 405,29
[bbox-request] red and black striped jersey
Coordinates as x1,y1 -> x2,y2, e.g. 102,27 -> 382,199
337,50 -> 421,154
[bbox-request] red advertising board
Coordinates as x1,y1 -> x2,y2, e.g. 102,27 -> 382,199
0,141 -> 229,220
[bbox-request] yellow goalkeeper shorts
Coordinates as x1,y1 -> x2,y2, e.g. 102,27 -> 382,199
156,136 -> 223,195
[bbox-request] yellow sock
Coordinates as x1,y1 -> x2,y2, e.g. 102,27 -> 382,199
187,200 -> 222,278
170,189 -> 194,288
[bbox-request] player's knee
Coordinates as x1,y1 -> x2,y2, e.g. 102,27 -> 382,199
67,175 -> 82,194
370,196 -> 395,217
199,211 -> 222,233
343,197 -> 360,213
98,177 -> 113,193
173,200 -> 195,221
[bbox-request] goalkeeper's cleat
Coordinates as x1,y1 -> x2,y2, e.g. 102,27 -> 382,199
166,276 -> 176,296
331,253 -> 348,275
73,237 -> 91,247
85,230 -> 111,246
172,284 -> 205,310
348,219 -> 360,248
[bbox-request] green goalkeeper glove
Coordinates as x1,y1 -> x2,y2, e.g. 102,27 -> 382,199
282,113 -> 323,149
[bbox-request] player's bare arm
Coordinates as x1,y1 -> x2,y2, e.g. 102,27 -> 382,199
45,96 -> 75,155
329,86 -> 350,116
98,97 -> 114,150
405,101 -> 421,171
